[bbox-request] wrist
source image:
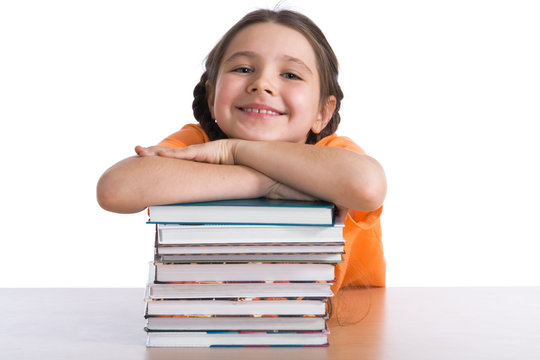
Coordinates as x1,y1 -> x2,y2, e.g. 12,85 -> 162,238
231,139 -> 248,165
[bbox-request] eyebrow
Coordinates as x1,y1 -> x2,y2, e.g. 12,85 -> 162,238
223,51 -> 313,75
282,55 -> 313,75
223,51 -> 257,64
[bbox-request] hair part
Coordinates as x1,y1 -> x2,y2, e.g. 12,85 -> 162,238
192,9 -> 344,144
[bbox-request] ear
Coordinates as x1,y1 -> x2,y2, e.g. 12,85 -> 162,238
205,81 -> 215,119
311,96 -> 337,134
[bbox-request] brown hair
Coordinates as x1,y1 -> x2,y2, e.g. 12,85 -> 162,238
192,9 -> 343,144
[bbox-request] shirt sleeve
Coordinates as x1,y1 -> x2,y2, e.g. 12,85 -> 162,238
157,124 -> 210,148
316,134 -> 383,227
315,133 -> 366,154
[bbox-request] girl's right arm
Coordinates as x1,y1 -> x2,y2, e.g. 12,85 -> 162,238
96,149 -> 314,214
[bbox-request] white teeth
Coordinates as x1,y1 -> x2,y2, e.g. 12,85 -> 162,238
243,108 -> 280,115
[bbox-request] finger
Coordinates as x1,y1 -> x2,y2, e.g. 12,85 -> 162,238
157,147 -> 197,161
336,205 -> 349,222
136,145 -> 172,157
135,145 -> 150,157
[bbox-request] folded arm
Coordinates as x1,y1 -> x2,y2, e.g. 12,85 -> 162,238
96,146 -> 315,214
156,139 -> 387,212
234,140 -> 386,212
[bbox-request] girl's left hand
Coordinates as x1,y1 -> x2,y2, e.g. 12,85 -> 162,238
335,205 -> 349,223
135,145 -> 172,157
155,139 -> 241,165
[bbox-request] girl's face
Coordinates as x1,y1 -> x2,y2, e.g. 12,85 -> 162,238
207,22 -> 334,143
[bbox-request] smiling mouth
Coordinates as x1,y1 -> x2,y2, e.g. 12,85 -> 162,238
238,107 -> 285,116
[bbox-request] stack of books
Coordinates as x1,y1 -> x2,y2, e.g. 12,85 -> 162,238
143,198 -> 344,347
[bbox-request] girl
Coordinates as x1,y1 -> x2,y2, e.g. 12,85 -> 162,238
97,9 -> 387,295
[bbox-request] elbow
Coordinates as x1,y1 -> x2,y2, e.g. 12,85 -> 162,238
356,179 -> 386,212
348,158 -> 387,212
96,172 -> 121,213
96,169 -> 141,214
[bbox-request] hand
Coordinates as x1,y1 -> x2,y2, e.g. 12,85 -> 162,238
135,145 -> 172,157
153,139 -> 241,165
266,180 -> 348,221
335,204 -> 349,223
264,179 -> 317,202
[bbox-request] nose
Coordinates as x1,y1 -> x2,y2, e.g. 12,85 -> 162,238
247,72 -> 274,96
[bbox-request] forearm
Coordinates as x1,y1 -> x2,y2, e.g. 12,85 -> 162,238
97,155 -> 267,214
234,141 -> 387,211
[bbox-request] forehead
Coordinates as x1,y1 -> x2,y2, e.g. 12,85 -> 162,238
223,22 -> 317,67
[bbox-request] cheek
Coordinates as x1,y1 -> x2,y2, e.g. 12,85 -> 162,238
214,79 -> 241,113
284,87 -> 319,118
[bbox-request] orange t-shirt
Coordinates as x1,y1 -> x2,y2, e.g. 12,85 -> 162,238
158,124 -> 386,291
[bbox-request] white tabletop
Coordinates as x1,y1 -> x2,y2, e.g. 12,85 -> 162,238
1,287 -> 539,359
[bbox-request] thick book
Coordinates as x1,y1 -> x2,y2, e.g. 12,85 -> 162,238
148,198 -> 335,225
145,263 -> 333,299
156,221 -> 344,245
153,262 -> 336,283
145,298 -> 327,316
145,316 -> 327,331
146,330 -> 329,347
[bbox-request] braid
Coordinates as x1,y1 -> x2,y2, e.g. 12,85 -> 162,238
192,72 -> 228,141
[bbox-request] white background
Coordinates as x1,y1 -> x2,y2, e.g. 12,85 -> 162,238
1,0 -> 539,287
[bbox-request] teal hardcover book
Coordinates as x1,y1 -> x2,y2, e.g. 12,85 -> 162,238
147,198 -> 335,226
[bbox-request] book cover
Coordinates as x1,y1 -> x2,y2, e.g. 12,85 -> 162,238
145,298 -> 328,316
148,198 -> 335,226
155,244 -> 344,255
146,283 -> 334,299
157,253 -> 344,263
145,315 -> 327,331
145,263 -> 334,299
146,330 -> 329,347
153,262 -> 336,283
156,221 -> 344,245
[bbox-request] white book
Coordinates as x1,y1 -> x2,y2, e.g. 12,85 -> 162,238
145,299 -> 327,316
156,244 -> 344,255
145,316 -> 327,331
146,330 -> 329,347
157,221 -> 344,245
158,253 -> 343,263
154,262 -> 336,282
